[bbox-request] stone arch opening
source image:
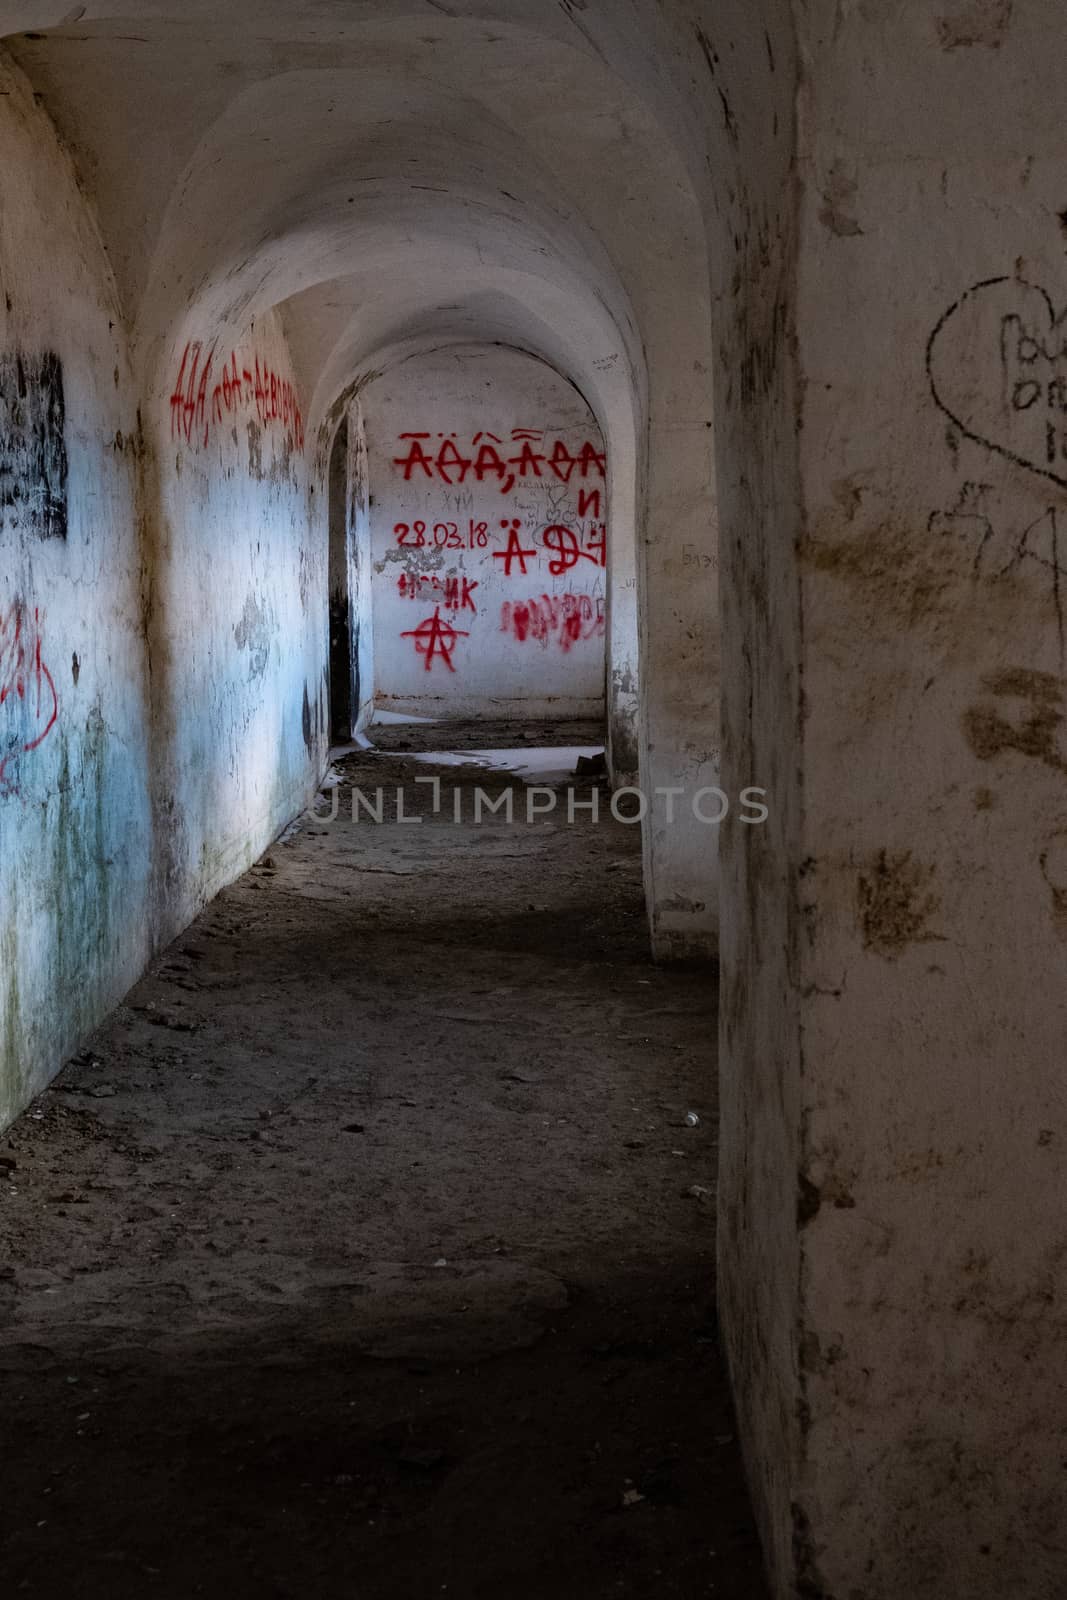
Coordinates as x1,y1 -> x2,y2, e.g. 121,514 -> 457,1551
356,344 -> 610,730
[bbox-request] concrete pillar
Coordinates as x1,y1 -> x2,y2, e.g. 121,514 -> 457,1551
345,397 -> 374,734
719,4 -> 1067,1594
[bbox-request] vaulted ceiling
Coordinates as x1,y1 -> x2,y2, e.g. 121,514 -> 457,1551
4,3 -> 716,438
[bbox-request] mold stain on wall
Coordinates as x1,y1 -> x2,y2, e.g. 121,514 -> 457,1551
0,350 -> 68,542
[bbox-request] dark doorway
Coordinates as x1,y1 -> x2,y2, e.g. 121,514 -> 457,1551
328,417 -> 357,741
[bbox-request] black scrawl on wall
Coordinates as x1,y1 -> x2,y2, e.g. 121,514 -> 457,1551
0,351 -> 68,541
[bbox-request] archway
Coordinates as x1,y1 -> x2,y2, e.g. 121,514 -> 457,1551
359,344 -> 609,730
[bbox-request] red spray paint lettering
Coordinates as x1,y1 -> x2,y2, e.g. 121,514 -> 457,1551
542,523 -> 608,575
500,593 -> 606,652
0,602 -> 58,791
397,574 -> 479,613
393,429 -> 605,495
493,519 -> 538,577
170,342 -> 305,452
394,520 -> 490,550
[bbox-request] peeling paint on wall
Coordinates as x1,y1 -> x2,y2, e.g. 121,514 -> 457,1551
233,593 -> 274,680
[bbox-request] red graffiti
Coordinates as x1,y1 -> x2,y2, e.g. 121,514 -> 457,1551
398,574 -> 479,613
401,607 -> 470,672
500,593 -> 605,652
170,342 -> 305,452
577,488 -> 602,519
542,523 -> 608,575
395,519 -> 490,550
0,602 -> 58,791
393,429 -> 606,495
585,523 -> 607,566
493,519 -> 538,577
550,439 -> 602,486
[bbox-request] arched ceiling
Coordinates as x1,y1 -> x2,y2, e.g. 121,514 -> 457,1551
2,3 -> 716,439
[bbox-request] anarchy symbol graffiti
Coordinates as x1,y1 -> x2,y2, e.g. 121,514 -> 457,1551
401,606 -> 470,673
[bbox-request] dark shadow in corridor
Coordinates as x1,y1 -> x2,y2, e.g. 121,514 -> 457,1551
0,735 -> 765,1599
327,416 -> 357,744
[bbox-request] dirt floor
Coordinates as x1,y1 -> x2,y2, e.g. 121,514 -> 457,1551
0,724 -> 766,1599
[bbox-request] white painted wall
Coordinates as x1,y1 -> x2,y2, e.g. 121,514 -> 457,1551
362,347 -> 608,722
145,306 -> 327,939
0,42 -> 330,1129
0,52 -> 151,1126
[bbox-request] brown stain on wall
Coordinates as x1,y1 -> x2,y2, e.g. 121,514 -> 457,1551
801,519 -> 965,630
963,667 -> 1065,771
857,850 -> 942,957
936,0 -> 1014,50
818,163 -> 863,237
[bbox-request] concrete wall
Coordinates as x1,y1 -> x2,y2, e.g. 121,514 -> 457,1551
692,1 -> 806,1592
0,46 -> 329,1131
362,347 -> 608,723
0,52 -> 152,1129
782,4 -> 1067,1593
144,307 -> 327,941
711,2 -> 1067,1595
